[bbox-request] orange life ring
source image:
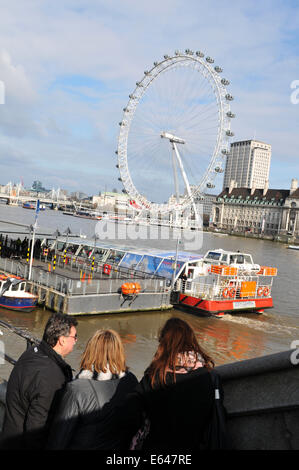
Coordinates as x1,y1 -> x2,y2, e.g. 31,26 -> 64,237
263,287 -> 270,297
121,282 -> 141,296
222,288 -> 230,298
257,287 -> 264,296
229,288 -> 236,298
103,264 -> 112,275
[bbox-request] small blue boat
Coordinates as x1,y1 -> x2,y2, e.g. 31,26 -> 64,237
22,202 -> 35,209
0,275 -> 37,312
23,202 -> 46,211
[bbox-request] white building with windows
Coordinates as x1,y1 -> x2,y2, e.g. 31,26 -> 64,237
211,179 -> 299,236
223,140 -> 271,190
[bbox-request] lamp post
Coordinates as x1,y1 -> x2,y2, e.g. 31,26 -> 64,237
28,199 -> 40,281
171,235 -> 181,290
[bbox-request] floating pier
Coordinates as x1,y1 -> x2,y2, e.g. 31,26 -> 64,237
0,256 -> 172,316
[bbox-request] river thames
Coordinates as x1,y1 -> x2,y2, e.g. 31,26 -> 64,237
0,204 -> 298,381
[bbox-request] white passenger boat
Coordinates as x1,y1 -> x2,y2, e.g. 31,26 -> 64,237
47,237 -> 277,317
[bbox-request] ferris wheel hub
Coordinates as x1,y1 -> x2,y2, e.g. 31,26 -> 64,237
160,131 -> 185,145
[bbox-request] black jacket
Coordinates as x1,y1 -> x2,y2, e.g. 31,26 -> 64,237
46,371 -> 139,450
133,367 -> 217,450
1,340 -> 73,449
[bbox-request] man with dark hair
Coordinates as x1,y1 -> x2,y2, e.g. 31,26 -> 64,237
1,313 -> 78,449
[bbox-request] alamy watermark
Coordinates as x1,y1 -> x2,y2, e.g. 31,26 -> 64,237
95,204 -> 204,251
290,340 -> 299,365
0,80 -> 5,104
290,80 -> 299,104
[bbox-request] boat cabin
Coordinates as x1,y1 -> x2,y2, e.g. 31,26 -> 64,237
203,249 -> 254,266
0,278 -> 26,295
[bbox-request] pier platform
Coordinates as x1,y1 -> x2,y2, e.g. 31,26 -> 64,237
0,256 -> 172,315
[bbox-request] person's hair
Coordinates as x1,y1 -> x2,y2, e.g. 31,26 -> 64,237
42,313 -> 78,347
146,317 -> 214,388
80,329 -> 126,375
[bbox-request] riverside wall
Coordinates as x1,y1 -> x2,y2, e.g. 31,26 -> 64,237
0,348 -> 298,449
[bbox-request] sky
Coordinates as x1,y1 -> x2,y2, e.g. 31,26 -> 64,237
0,0 -> 298,199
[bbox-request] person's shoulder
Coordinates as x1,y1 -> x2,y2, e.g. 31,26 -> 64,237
124,370 -> 138,382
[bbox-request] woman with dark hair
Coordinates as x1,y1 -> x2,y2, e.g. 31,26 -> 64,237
133,317 -> 223,450
47,329 -> 138,450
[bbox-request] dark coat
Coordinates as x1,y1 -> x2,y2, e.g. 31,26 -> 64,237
1,340 -> 73,449
46,371 -> 139,450
134,367 -> 217,450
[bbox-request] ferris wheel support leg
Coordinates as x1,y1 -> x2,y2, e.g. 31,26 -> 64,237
171,144 -> 180,204
172,142 -> 200,223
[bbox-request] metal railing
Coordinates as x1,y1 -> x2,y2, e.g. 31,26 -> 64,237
0,257 -> 168,296
0,319 -> 39,366
175,277 -> 273,301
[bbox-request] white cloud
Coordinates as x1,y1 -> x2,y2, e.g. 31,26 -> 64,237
0,0 -> 298,197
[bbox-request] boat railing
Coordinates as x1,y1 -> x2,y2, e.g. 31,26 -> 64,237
0,256 -> 168,296
176,275 -> 274,301
39,251 -> 165,281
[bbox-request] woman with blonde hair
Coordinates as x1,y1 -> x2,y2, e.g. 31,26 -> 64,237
47,329 -> 138,449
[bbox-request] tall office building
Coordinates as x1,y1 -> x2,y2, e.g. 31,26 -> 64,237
223,140 -> 271,190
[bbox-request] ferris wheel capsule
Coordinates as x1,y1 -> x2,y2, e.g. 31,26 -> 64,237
227,111 -> 236,118
221,79 -> 230,86
226,130 -> 234,136
225,94 -> 234,101
215,166 -> 224,173
206,57 -> 214,63
214,66 -> 223,73
196,51 -> 204,57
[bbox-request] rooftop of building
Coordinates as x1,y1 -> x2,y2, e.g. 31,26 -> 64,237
231,139 -> 271,147
217,186 -> 299,204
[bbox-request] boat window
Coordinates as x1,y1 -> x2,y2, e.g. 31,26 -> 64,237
106,250 -> 125,264
11,284 -> 19,291
81,246 -> 93,258
93,248 -> 106,261
221,254 -> 228,262
20,282 -> 26,291
243,255 -> 253,263
56,242 -> 65,251
206,251 -> 221,260
229,255 -> 243,264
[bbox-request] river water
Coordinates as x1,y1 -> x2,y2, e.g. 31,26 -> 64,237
0,204 -> 298,381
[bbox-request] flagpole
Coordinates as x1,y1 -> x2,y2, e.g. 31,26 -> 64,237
28,199 -> 40,281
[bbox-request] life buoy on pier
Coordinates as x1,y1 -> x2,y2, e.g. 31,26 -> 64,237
121,282 -> 141,296
103,264 -> 112,275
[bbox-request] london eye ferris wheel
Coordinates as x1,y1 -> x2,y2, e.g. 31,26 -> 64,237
116,49 -> 235,217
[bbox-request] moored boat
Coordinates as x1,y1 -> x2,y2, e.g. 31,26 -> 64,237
22,202 -> 35,210
0,275 -> 37,312
174,249 -> 277,316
